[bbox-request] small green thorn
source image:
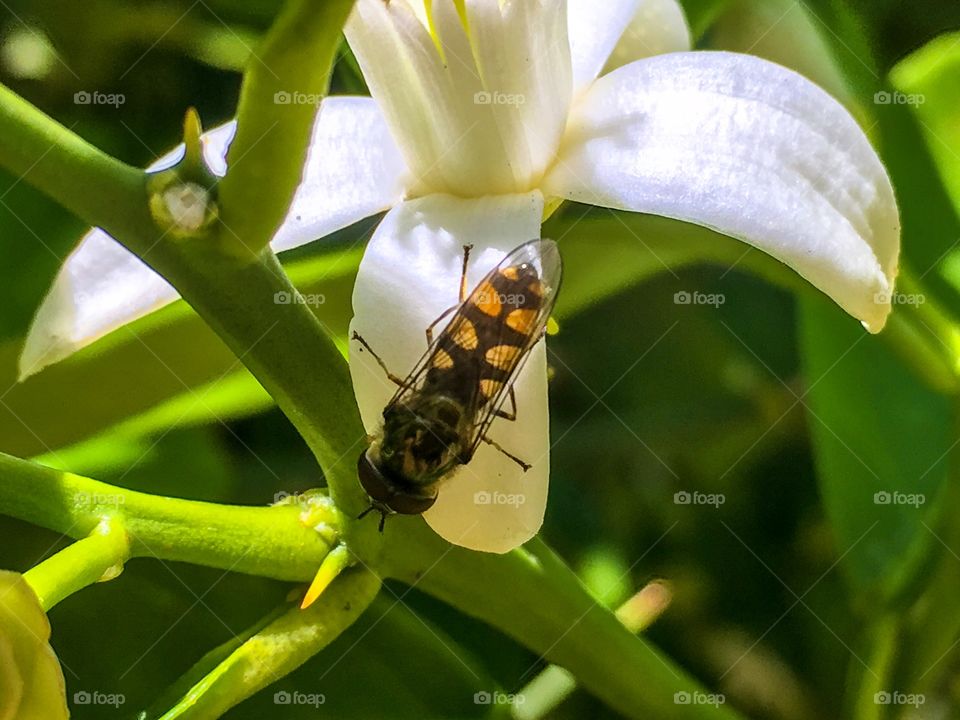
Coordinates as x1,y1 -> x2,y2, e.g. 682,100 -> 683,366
301,543 -> 354,609
182,107 -> 204,172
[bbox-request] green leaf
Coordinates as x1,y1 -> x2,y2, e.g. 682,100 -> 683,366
677,0 -> 736,41
890,31 -> 960,219
890,33 -> 960,317
799,294 -> 951,603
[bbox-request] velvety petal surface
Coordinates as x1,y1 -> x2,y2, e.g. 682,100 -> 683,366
345,0 -> 571,196
602,0 -> 691,72
567,0 -> 642,92
543,51 -> 899,331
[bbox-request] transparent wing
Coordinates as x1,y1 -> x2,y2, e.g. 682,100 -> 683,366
464,238 -> 562,456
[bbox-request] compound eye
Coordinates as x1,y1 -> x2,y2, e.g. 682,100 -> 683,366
357,452 -> 393,504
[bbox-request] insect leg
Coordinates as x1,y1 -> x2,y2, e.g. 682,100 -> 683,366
480,434 -> 532,472
352,331 -> 405,388
425,305 -> 458,346
493,386 -> 518,422
357,504 -> 388,533
424,244 -> 474,346
459,243 -> 474,303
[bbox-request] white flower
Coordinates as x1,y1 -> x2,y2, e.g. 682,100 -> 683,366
21,0 -> 899,553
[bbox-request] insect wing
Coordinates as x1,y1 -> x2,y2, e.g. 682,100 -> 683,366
376,304 -> 465,416
464,238 -> 562,456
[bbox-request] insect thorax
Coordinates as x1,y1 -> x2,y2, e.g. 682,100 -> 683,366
376,393 -> 469,490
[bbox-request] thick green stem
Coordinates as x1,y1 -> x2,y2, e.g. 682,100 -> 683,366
0,82 -> 153,242
127,245 -> 370,520
156,569 -> 380,720
218,0 -> 355,252
0,452 -> 336,582
22,517 -> 130,610
384,530 -> 744,720
0,77 -> 369,524
2,448 -> 740,719
517,581 -> 674,720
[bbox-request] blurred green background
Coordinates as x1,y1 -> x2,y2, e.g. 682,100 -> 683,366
2,0 -> 960,718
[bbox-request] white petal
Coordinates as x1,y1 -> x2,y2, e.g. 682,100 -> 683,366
345,0 -> 571,196
18,229 -> 178,380
349,191 -> 549,553
567,0 -> 641,92
543,51 -> 899,332
150,119 -> 238,175
567,0 -> 690,93
602,0 -> 691,73
272,97 -> 408,251
19,98 -> 407,378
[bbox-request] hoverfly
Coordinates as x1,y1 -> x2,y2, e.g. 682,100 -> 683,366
353,238 -> 562,530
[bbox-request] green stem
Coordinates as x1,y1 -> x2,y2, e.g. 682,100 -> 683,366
0,452 -> 336,582
384,531 -> 745,720
218,0 -> 355,252
141,605 -> 290,720
2,449 -> 739,719
0,82 -> 154,241
890,267 -> 960,388
156,569 -> 380,720
516,581 -> 674,720
0,76 -> 369,525
129,245 -> 370,520
849,616 -> 899,720
882,310 -> 957,394
23,516 -> 130,610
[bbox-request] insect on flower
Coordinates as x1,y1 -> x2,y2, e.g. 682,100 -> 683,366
354,238 -> 563,531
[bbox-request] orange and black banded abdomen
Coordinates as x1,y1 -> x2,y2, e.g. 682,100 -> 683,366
424,261 -> 544,409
